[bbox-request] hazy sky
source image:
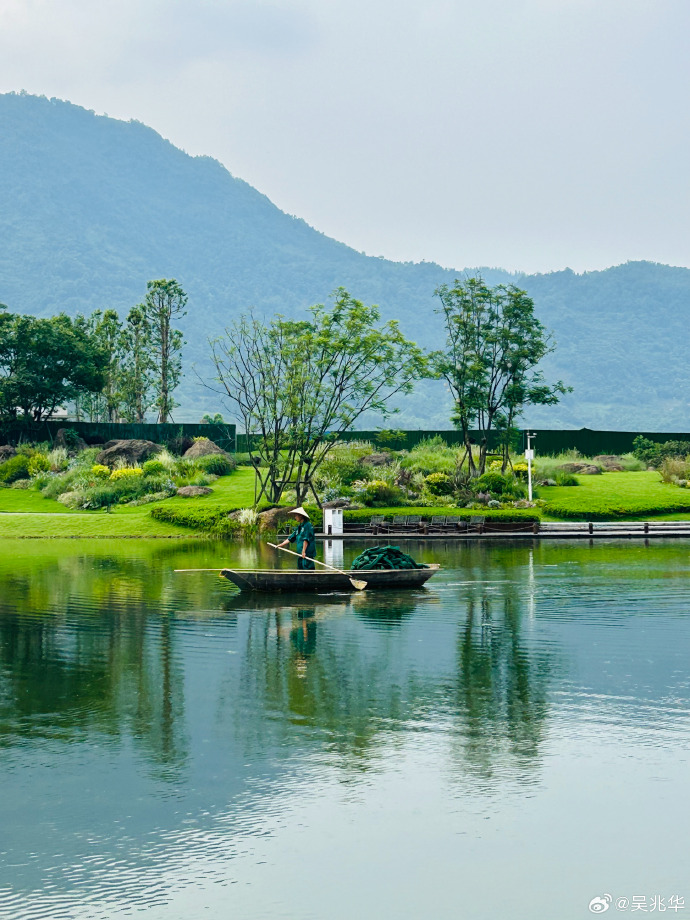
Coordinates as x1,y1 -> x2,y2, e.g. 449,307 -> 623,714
1,0 -> 688,273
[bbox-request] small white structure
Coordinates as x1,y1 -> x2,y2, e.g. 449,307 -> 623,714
323,507 -> 344,536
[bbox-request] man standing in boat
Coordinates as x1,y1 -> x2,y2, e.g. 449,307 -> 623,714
277,507 -> 316,569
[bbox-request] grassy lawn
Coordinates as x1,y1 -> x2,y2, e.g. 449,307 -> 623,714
0,467 -> 259,538
540,471 -> 690,520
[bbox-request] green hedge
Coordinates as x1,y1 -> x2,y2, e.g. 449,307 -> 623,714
149,506 -> 240,535
343,507 -> 539,523
544,497 -> 690,520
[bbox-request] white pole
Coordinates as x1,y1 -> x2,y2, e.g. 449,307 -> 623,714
525,432 -> 536,502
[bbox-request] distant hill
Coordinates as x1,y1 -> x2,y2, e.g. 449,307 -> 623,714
1,92 -> 689,430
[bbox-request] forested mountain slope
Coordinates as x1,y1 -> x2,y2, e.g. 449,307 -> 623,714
1,92 -> 688,429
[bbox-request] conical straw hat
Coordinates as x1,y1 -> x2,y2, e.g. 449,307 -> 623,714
289,506 -> 310,519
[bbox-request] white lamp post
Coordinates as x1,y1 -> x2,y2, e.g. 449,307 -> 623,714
525,432 -> 536,501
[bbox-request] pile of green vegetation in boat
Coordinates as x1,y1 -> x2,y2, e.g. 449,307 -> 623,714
350,545 -> 429,570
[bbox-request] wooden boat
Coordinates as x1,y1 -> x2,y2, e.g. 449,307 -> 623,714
220,564 -> 441,593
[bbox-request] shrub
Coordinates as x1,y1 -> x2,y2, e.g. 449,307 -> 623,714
28,454 -> 51,476
472,471 -> 508,494
83,485 -> 120,509
91,464 -> 111,480
554,471 -> 579,487
425,472 -> 454,495
150,506 -> 242,536
47,447 -> 69,471
633,436 -> 690,469
359,480 -> 403,506
195,453 -> 236,476
0,454 -> 30,483
659,457 -> 690,484
142,458 -> 166,476
110,467 -> 144,482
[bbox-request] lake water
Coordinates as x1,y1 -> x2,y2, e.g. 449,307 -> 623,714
1,538 -> 689,920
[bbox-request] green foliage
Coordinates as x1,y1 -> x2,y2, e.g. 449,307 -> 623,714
211,289 -> 428,505
27,454 -> 50,475
144,279 -> 187,423
0,454 -> 30,483
343,506 -> 539,523
142,458 -> 166,476
425,472 -> 454,495
472,471 -> 508,494
109,467 -> 143,482
149,506 -> 241,536
400,437 -> 458,475
195,453 -> 236,476
432,276 -> 569,474
554,470 -> 579,486
356,479 -> 403,506
91,463 -> 111,479
0,311 -> 107,421
632,436 -> 690,469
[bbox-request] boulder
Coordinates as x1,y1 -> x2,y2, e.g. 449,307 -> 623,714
361,452 -> 391,467
183,438 -> 227,459
322,498 -> 351,508
0,445 -> 16,462
558,462 -> 602,475
257,506 -> 295,533
55,428 -> 87,453
96,439 -> 162,468
593,455 -> 625,471
176,485 -> 213,497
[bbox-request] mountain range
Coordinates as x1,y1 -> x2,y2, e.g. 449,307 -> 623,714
1,91 -> 689,430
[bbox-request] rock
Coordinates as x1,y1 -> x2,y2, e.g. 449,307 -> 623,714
558,462 -> 601,475
176,485 -> 213,497
593,455 -> 625,471
322,498 -> 351,508
55,428 -> 87,453
96,439 -> 162,468
538,478 -> 557,487
257,506 -> 295,533
361,452 -> 391,466
183,438 -> 227,459
0,445 -> 16,462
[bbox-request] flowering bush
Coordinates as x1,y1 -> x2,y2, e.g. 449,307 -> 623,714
109,467 -> 143,482
425,472 -> 454,495
28,454 -> 51,476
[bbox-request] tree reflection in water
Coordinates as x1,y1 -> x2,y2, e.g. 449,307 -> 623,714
0,554 -> 189,779
449,586 -> 552,780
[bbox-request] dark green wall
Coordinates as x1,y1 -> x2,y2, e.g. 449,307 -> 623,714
0,421 -> 236,451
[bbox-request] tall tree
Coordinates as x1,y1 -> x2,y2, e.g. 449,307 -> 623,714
209,288 -> 428,504
143,279 -> 187,423
119,305 -> 155,422
433,277 -> 569,476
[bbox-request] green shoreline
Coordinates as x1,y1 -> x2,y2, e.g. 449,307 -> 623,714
3,470 -> 690,538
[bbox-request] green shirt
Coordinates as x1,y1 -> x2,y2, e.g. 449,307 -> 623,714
288,520 -> 316,565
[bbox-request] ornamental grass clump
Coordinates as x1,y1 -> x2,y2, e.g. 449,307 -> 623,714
47,447 -> 69,472
195,454 -> 235,476
400,436 -> 458,476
